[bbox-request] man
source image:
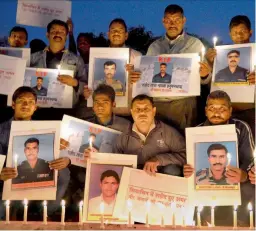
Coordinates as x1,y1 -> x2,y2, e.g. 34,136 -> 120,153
13,138 -> 53,184
0,86 -> 70,219
79,133 -> 99,153
88,170 -> 119,215
83,18 -> 142,116
152,63 -> 172,83
184,90 -> 255,226
94,61 -> 124,95
215,50 -> 248,82
109,94 -> 186,176
77,33 -> 93,67
196,143 -> 233,185
8,26 -> 28,48
129,5 -> 211,131
32,77 -> 48,96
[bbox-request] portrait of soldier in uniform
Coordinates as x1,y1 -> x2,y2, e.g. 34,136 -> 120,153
196,143 -> 236,186
32,77 -> 48,96
152,62 -> 172,83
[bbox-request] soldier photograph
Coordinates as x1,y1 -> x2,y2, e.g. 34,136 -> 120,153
196,142 -> 238,187
152,62 -> 172,83
12,136 -> 54,189
32,77 -> 48,96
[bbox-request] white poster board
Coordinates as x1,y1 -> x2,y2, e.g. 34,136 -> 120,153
211,43 -> 255,103
133,54 -> 200,98
0,54 -> 26,97
185,125 -> 241,206
8,68 -> 74,108
83,153 -> 137,224
0,155 -> 6,173
87,48 -> 130,108
16,0 -> 72,28
3,121 -> 60,200
113,168 -> 194,226
0,47 -> 30,67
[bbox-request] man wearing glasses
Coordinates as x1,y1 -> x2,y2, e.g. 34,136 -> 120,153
215,50 -> 248,82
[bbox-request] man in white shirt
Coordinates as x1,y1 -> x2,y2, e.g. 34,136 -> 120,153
88,170 -> 120,215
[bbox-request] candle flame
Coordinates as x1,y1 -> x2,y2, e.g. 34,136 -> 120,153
14,154 -> 18,161
43,200 -> 47,206
100,202 -> 104,214
89,137 -> 93,148
61,200 -> 65,206
234,204 -> 238,211
127,199 -> 132,211
24,198 -> 28,206
6,200 -> 10,206
213,36 -> 218,45
79,201 -> 83,207
57,65 -> 61,70
248,202 -> 252,211
198,205 -> 203,213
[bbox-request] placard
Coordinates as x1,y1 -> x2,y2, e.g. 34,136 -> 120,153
0,47 -> 30,67
0,155 -> 6,174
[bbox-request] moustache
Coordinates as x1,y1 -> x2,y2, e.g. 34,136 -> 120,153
211,116 -> 223,119
213,163 -> 222,166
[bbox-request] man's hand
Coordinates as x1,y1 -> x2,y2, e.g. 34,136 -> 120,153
225,166 -> 247,183
57,75 -> 78,87
126,64 -> 134,72
83,147 -> 98,161
183,164 -> 194,178
83,85 -> 92,100
49,157 -> 70,170
248,167 -> 256,184
60,138 -> 69,150
247,72 -> 255,84
66,18 -> 74,35
199,62 -> 212,78
143,159 -> 160,176
205,48 -> 217,64
0,167 -> 17,181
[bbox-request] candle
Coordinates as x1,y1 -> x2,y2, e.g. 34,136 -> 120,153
170,202 -> 176,227
43,201 -> 47,225
89,137 -> 93,150
233,204 -> 238,229
61,200 -> 65,225
157,203 -> 165,227
79,201 -> 83,225
145,200 -> 151,228
213,36 -> 218,47
14,154 -> 18,170
201,47 -> 205,62
5,200 -> 10,224
248,202 -> 254,229
181,206 -> 186,227
100,202 -> 105,229
57,65 -> 61,75
197,205 -> 203,227
23,199 -> 28,224
211,205 -> 215,227
127,199 -> 132,227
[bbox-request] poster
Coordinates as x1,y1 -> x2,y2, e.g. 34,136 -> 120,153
0,47 -> 30,67
211,43 -> 255,103
83,153 -> 137,224
0,54 -> 26,97
113,168 -> 194,225
88,48 -> 129,108
0,155 -> 6,174
3,121 -> 60,200
60,115 -> 121,168
16,0 -> 72,28
8,67 -> 74,108
132,54 -> 200,98
185,125 -> 241,206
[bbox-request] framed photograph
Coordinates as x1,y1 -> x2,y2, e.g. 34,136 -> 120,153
211,43 -> 255,103
132,54 -> 200,98
0,155 -> 6,173
83,153 -> 137,224
186,125 -> 241,206
87,48 -> 129,108
113,168 -> 194,226
60,115 -> 121,168
0,54 -> 26,97
3,121 -> 60,200
0,47 -> 30,66
8,68 -> 74,108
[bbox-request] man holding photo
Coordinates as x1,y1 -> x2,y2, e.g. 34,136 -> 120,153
32,77 -> 48,96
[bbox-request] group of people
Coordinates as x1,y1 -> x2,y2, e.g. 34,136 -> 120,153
0,3 -> 255,226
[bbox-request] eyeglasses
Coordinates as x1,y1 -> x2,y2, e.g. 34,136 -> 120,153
164,17 -> 183,25
49,30 -> 66,36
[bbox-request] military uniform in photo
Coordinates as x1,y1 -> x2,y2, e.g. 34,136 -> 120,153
196,168 -> 233,185
94,79 -> 125,95
32,86 -> 48,96
12,158 -> 53,184
215,66 -> 248,83
152,73 -> 172,83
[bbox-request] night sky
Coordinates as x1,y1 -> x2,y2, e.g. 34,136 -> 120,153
0,0 -> 255,46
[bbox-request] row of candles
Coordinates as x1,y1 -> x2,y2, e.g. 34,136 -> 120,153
4,198 -> 254,229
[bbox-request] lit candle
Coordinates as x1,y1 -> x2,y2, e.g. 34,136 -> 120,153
157,203 -> 165,227
170,202 -> 176,227
181,206 -> 186,227
79,201 -> 83,225
248,202 -> 254,229
201,47 -> 205,62
14,154 -> 18,170
57,65 -> 61,75
43,200 -> 47,225
100,202 -> 105,229
23,199 -> 28,224
127,199 -> 132,227
61,200 -> 65,225
89,137 -> 93,150
197,205 -> 203,227
5,200 -> 10,224
145,200 -> 151,228
233,204 -> 238,229
211,205 -> 215,227
213,36 -> 218,47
